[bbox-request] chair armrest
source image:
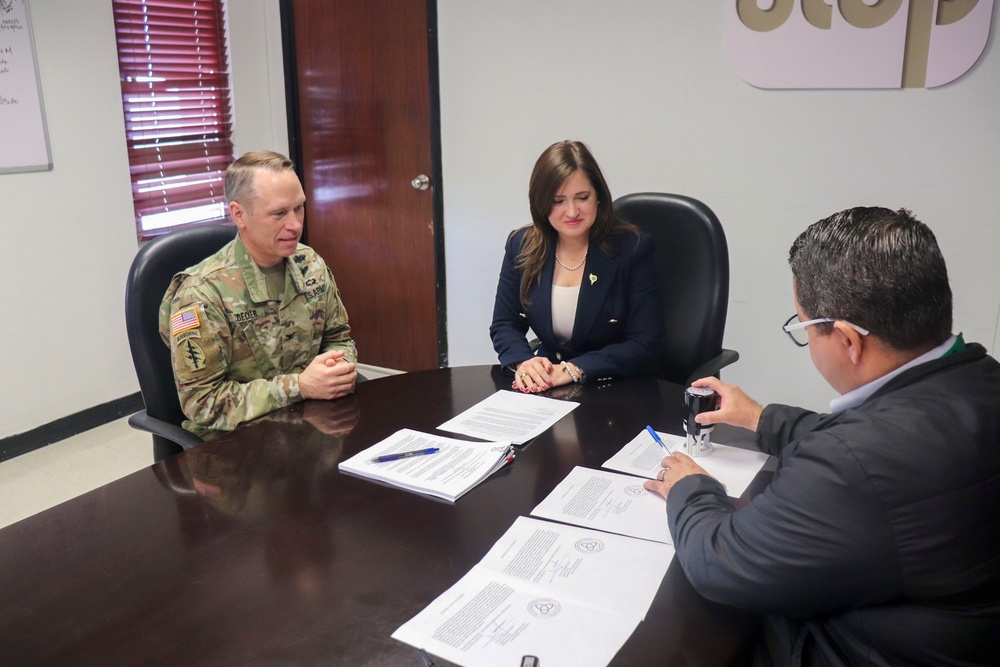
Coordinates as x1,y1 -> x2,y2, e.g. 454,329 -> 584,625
685,348 -> 740,384
152,456 -> 197,495
128,410 -> 202,450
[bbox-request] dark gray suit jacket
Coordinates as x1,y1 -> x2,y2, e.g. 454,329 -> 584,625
668,343 -> 1000,666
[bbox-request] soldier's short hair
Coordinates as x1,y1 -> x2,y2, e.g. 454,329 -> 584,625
225,151 -> 296,211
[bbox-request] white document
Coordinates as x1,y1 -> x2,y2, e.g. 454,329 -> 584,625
530,467 -> 672,544
337,429 -> 513,502
392,568 -> 641,667
437,390 -> 579,445
477,516 -> 673,619
393,512 -> 675,665
603,430 -> 770,498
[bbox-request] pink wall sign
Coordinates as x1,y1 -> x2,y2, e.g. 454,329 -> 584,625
725,0 -> 994,89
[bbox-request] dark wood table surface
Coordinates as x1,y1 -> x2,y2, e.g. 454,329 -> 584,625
0,366 -> 769,666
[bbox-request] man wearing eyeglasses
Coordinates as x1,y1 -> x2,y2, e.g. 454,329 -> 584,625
645,207 -> 1000,666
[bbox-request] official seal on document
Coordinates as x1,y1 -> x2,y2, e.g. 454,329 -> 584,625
575,538 -> 605,554
527,598 -> 561,618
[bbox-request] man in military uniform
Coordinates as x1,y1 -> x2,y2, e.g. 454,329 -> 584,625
160,150 -> 357,439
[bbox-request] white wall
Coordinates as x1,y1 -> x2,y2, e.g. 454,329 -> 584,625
437,2 -> 1000,412
229,0 -> 289,157
0,0 -> 285,440
4,2 -> 997,439
0,2 -> 135,439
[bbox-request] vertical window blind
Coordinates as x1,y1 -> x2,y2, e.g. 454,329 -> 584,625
113,0 -> 234,235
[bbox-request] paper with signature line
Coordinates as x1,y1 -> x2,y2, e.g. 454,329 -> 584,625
392,567 -> 640,667
603,429 -> 770,498
530,467 -> 672,544
392,515 -> 671,666
478,516 -> 672,618
437,390 -> 578,445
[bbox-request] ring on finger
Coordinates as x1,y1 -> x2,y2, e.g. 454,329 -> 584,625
519,371 -> 528,379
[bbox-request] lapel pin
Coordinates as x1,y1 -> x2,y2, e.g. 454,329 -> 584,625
589,273 -> 597,286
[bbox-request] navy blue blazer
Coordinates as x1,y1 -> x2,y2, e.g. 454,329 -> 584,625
490,227 -> 664,382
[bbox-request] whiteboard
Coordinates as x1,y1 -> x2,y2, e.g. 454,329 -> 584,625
0,0 -> 52,173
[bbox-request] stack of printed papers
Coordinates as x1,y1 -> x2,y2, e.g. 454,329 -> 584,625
390,428 -> 772,665
338,429 -> 513,503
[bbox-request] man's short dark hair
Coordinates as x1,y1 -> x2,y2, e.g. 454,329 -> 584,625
789,206 -> 952,351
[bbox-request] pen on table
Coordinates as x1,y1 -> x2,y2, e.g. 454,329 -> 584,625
418,648 -> 436,667
371,447 -> 440,463
645,425 -> 670,454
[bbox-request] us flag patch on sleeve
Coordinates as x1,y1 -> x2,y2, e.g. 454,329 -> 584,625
171,307 -> 201,336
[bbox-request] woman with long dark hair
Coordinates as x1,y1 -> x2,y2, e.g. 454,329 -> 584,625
490,140 -> 663,392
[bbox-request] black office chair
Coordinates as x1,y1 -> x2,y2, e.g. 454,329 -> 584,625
125,224 -> 238,461
613,193 -> 739,385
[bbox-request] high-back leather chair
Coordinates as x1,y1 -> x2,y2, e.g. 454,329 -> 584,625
613,193 -> 739,385
125,224 -> 237,460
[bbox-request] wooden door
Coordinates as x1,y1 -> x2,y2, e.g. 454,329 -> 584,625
284,0 -> 445,371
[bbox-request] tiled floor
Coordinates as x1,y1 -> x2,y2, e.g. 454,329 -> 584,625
0,417 -> 152,530
0,364 -> 403,531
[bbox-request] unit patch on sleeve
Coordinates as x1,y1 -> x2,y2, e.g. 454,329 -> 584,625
181,339 -> 206,372
171,307 -> 201,336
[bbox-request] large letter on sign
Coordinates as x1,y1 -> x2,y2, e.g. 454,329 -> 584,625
839,0 -> 905,29
737,0 -> 795,32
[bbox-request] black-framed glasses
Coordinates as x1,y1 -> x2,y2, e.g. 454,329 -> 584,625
782,314 -> 870,347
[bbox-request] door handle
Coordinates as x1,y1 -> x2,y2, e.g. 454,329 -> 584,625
411,174 -> 430,191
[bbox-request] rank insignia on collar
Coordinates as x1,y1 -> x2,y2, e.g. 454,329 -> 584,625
294,254 -> 307,263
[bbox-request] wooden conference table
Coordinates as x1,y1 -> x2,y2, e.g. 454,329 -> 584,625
0,366 -> 770,666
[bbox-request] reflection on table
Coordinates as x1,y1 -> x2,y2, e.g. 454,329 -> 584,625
0,366 -> 768,666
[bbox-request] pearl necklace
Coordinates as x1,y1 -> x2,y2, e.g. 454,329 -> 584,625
555,251 -> 587,271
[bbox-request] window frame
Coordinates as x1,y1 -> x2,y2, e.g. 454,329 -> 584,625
112,0 -> 235,239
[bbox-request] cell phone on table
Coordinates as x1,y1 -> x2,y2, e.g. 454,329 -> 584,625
520,657 -> 539,667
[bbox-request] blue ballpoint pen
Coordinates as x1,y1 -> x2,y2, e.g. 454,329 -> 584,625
645,425 -> 670,453
371,447 -> 440,463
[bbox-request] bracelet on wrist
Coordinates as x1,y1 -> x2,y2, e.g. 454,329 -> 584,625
561,360 -> 582,384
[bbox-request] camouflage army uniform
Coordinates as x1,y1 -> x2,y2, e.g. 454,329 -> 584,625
159,235 -> 356,439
